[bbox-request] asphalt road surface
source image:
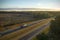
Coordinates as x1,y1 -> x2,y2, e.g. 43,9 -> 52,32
0,18 -> 52,40
0,19 -> 46,37
19,23 -> 50,40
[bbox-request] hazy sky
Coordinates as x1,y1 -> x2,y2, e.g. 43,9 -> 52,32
0,0 -> 60,9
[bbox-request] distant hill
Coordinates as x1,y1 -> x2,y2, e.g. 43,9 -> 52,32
0,8 -> 60,11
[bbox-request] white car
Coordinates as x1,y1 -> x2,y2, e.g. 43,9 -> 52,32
23,24 -> 28,27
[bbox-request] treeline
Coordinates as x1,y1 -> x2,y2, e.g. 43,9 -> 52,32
35,15 -> 60,40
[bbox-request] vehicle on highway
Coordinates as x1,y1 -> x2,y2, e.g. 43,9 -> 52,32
20,24 -> 28,28
23,24 -> 28,27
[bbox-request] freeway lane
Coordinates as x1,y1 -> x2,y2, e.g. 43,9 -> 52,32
19,23 -> 50,40
0,19 -> 46,37
0,18 -> 52,40
9,18 -> 52,40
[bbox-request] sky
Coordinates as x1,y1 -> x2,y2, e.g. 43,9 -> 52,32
0,0 -> 60,9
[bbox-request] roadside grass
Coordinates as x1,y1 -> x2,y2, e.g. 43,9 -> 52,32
1,19 -> 49,40
32,25 -> 50,40
0,20 -> 37,32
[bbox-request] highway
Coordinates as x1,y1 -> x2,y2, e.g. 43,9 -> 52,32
19,23 -> 50,40
0,18 -> 52,40
0,19 -> 45,37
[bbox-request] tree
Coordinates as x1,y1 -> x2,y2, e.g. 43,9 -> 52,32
49,15 -> 60,40
36,33 -> 48,40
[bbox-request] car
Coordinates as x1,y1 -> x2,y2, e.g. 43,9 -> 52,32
23,24 -> 28,27
20,24 -> 28,28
